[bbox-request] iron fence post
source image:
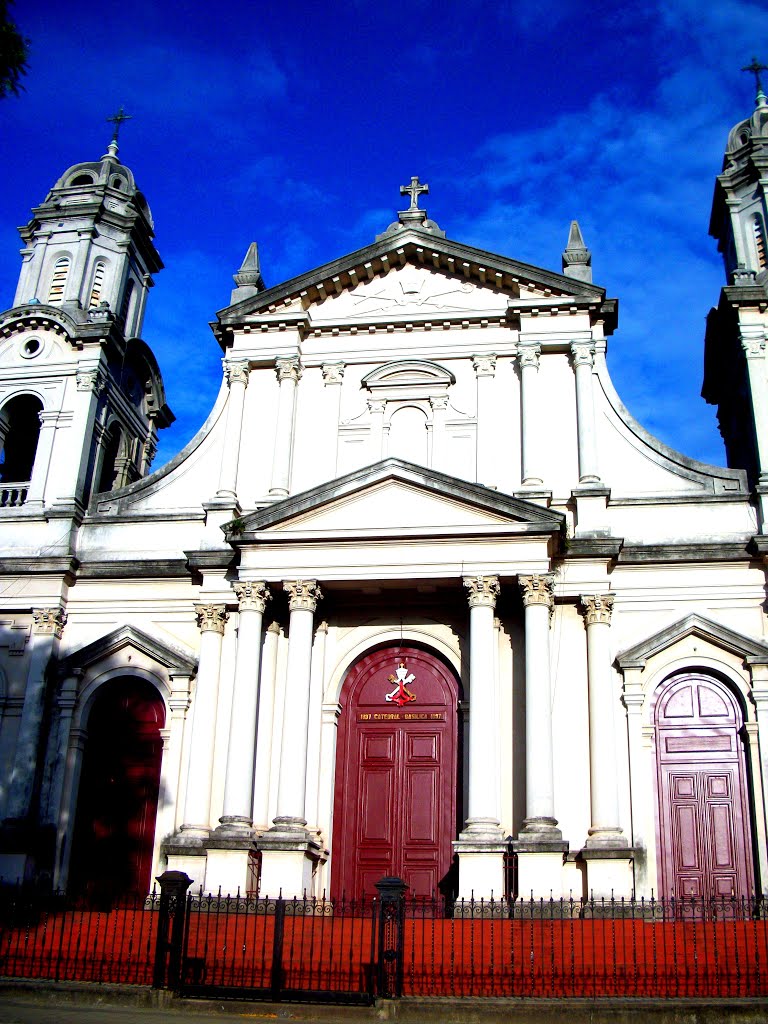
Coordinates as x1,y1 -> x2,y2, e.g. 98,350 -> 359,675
270,896 -> 286,1000
152,870 -> 192,990
375,875 -> 407,998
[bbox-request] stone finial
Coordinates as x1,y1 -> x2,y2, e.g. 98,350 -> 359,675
562,220 -> 592,283
230,242 -> 264,302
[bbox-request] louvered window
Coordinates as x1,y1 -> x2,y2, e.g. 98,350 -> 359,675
89,262 -> 106,308
48,257 -> 70,305
119,279 -> 134,326
754,216 -> 767,270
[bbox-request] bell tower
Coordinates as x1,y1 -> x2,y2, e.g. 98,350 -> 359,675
0,120 -> 173,516
703,62 -> 768,527
13,114 -> 162,337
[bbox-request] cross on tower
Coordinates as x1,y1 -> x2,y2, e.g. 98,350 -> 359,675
106,106 -> 133,144
741,57 -> 768,97
400,176 -> 429,211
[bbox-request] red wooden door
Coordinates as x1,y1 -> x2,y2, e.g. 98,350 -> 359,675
69,678 -> 165,900
331,646 -> 459,900
655,673 -> 754,900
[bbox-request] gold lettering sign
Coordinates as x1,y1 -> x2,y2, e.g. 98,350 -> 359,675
357,712 -> 445,722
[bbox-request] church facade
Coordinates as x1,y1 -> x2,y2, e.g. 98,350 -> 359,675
1,92 -> 768,905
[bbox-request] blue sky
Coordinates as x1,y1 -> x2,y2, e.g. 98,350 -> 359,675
1,0 -> 766,469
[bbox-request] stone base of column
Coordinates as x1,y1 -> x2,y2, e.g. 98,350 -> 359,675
518,816 -> 563,841
756,484 -> 768,534
205,838 -> 259,896
163,847 -> 207,891
453,834 -> 508,903
581,846 -> 635,899
515,844 -> 569,899
257,818 -> 323,898
513,487 -> 552,506
571,485 -> 610,536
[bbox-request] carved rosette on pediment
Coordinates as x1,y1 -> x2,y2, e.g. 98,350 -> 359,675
570,341 -> 595,369
322,362 -> 345,386
194,603 -> 229,635
32,607 -> 67,638
580,593 -> 615,626
225,360 -> 250,388
275,356 -> 302,383
233,581 -> 270,614
284,579 -> 322,613
472,354 -> 497,378
75,367 -> 107,395
463,574 -> 501,609
518,573 -> 555,611
517,344 -> 541,371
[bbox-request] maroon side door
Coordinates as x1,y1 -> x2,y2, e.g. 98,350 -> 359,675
69,678 -> 165,900
331,646 -> 460,900
655,673 -> 754,900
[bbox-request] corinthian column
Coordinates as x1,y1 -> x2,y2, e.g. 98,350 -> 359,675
218,582 -> 270,832
571,341 -> 600,484
518,343 -> 544,487
269,356 -> 301,497
216,360 -> 250,499
271,580 -> 322,833
179,604 -> 228,838
6,607 -> 67,821
518,573 -> 560,838
462,574 -> 503,836
454,575 -> 506,901
581,595 -> 626,846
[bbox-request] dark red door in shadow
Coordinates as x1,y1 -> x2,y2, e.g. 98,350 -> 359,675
69,678 -> 165,900
331,646 -> 460,900
655,672 -> 754,900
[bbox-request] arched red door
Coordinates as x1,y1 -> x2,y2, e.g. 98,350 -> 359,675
69,678 -> 165,900
331,645 -> 460,900
655,672 -> 755,900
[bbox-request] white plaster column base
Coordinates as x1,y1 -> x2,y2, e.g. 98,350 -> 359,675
585,826 -> 628,849
756,484 -> 768,534
205,845 -> 259,897
515,848 -> 567,899
165,851 -> 207,891
257,838 -> 322,899
518,816 -> 563,841
453,835 -> 507,901
571,486 -> 610,536
581,848 -> 635,899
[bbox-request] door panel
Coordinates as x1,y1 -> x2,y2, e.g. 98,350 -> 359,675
332,646 -> 459,900
655,674 -> 754,901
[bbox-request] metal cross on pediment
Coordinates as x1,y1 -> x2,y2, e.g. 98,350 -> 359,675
400,176 -> 429,211
742,57 -> 768,96
107,106 -> 133,143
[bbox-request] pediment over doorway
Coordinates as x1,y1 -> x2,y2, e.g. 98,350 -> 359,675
226,459 -> 564,541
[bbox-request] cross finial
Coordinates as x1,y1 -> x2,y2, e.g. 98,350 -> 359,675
106,105 -> 133,144
741,57 -> 768,104
400,176 -> 429,211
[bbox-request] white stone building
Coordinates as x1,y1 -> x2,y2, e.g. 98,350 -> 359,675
1,92 -> 768,904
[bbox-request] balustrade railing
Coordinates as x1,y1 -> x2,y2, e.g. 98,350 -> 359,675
0,482 -> 29,508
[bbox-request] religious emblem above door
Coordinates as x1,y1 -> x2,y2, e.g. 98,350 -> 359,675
331,645 -> 461,900
654,672 -> 755,901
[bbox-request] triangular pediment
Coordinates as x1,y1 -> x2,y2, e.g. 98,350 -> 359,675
61,624 -> 197,675
616,614 -> 768,670
215,228 -> 613,339
227,459 -> 564,540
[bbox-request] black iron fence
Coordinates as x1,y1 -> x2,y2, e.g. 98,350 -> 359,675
0,876 -> 767,1003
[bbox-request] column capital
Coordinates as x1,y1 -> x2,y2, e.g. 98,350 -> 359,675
75,367 -> 107,394
472,353 -> 497,378
517,343 -> 541,370
267,620 -> 282,635
580,593 -> 614,625
284,579 -> 322,613
233,581 -> 270,613
225,359 -> 250,387
32,607 -> 67,638
430,394 -> 449,411
741,329 -> 766,359
518,573 -> 555,610
322,361 -> 345,385
570,340 -> 595,367
194,603 -> 229,634
463,574 -> 500,608
276,355 -> 302,383
367,397 -> 386,415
